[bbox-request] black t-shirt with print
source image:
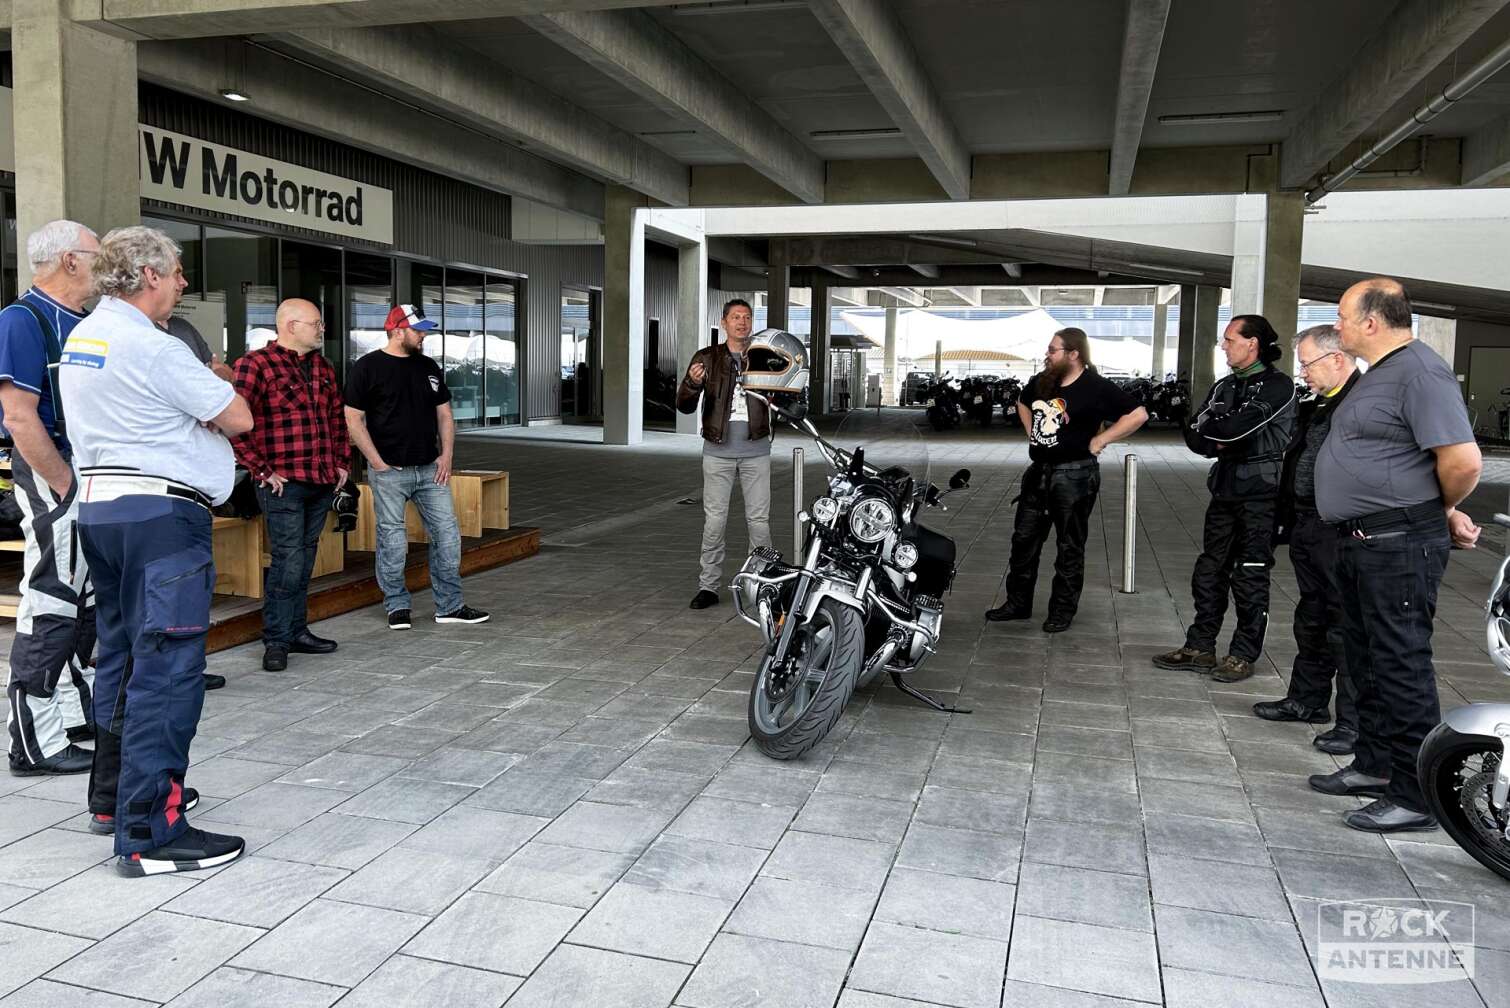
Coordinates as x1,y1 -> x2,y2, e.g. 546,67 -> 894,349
344,349 -> 452,466
1021,369 -> 1139,464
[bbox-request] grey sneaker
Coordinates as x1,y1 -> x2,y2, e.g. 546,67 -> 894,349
1211,655 -> 1254,683
1150,646 -> 1217,672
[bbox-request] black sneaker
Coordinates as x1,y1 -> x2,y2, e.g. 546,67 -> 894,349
9,743 -> 93,777
90,788 -> 200,835
436,605 -> 490,625
689,590 -> 720,610
388,609 -> 413,630
117,827 -> 244,877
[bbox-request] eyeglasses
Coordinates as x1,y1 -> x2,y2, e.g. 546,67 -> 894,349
1045,346 -> 1067,356
1298,350 -> 1339,373
67,249 -> 98,257
291,319 -> 326,332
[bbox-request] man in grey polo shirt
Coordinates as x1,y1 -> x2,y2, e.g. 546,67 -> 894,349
1307,277 -> 1481,834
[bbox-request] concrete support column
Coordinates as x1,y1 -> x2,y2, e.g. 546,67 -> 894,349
882,307 -> 899,405
1416,315 -> 1457,366
810,282 -> 831,415
603,184 -> 648,446
765,266 -> 790,331
1175,285 -> 1195,382
1190,284 -> 1221,396
674,239 -> 707,437
850,350 -> 866,410
1263,192 -> 1304,374
13,0 -> 140,288
1151,297 -> 1169,380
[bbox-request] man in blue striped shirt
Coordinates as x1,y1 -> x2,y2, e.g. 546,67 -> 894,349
0,219 -> 100,776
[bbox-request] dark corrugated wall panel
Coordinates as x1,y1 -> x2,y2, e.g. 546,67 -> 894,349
137,84 -> 510,267
497,242 -> 604,421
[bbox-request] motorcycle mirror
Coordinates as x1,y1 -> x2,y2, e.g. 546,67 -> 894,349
949,468 -> 971,490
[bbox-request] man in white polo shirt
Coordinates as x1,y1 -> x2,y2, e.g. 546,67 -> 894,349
59,226 -> 253,876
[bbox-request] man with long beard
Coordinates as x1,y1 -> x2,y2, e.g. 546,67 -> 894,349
987,328 -> 1147,632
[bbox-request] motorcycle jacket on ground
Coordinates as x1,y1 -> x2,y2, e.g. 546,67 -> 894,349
1182,363 -> 1298,501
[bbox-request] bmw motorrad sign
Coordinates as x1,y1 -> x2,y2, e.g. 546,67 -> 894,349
1318,898 -> 1474,983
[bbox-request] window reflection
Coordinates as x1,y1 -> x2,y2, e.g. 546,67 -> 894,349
443,270 -> 485,426
485,279 -> 518,426
346,252 -> 392,369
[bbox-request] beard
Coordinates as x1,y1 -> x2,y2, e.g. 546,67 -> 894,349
1041,356 -> 1072,392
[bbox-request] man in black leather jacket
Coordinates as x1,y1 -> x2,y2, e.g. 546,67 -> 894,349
1153,314 -> 1297,682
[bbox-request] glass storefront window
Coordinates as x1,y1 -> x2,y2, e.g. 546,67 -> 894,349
346,252 -> 392,368
281,240 -> 344,380
442,270 -> 485,427
485,279 -> 518,426
3,191 -> 16,304
145,217 -> 203,300
399,261 -> 446,364
204,225 -> 277,362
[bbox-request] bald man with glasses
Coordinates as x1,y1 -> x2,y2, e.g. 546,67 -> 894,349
230,299 -> 350,672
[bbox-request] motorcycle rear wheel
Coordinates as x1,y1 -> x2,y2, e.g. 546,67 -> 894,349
1420,736 -> 1510,882
748,599 -> 864,760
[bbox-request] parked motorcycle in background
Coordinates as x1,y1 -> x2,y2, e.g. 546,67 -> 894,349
732,404 -> 971,759
924,376 -> 963,431
1418,513 -> 1510,880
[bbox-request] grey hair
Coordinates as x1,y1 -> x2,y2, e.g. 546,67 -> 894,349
26,219 -> 95,270
1296,325 -> 1342,353
93,226 -> 181,298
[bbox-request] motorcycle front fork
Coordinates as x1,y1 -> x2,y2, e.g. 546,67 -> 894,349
769,533 -> 824,669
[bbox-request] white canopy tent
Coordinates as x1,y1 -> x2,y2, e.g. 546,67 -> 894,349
837,307 -> 1152,375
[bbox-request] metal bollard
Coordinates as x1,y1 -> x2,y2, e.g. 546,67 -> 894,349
792,447 -> 805,561
1121,453 -> 1138,593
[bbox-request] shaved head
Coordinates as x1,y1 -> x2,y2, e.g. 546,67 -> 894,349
275,298 -> 325,354
1335,275 -> 1414,363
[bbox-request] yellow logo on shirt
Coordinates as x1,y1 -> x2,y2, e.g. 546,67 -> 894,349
60,337 -> 109,370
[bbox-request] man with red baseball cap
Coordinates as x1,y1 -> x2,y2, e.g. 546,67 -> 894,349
343,305 -> 488,630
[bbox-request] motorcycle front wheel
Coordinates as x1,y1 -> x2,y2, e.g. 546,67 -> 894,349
748,598 -> 864,760
1420,732 -> 1510,882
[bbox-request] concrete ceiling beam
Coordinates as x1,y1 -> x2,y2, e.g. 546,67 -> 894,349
136,38 -> 604,218
1107,0 -> 1171,196
1002,263 -> 1023,278
1463,109 -> 1510,186
77,0 -> 685,41
948,286 -> 981,306
806,0 -> 970,200
909,263 -> 941,279
1280,0 -> 1510,189
823,265 -> 863,280
769,237 -> 1001,267
273,24 -> 688,207
521,8 -> 824,203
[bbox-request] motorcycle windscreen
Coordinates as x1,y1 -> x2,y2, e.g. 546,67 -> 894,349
832,407 -> 929,493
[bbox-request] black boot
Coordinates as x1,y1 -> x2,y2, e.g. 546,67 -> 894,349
9,743 -> 93,776
289,630 -> 338,654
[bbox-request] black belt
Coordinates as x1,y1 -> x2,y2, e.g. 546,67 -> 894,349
166,485 -> 214,510
1038,457 -> 1098,471
1334,500 -> 1442,539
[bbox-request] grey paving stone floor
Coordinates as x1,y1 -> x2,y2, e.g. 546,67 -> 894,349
2,415 -> 1509,1007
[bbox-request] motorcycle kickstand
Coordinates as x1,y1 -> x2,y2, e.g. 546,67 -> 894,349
889,670 -> 972,714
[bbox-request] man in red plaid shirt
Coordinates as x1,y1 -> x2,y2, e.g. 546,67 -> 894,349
231,298 -> 351,671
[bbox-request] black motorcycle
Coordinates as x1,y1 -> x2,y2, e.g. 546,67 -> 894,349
732,403 -> 970,759
923,376 -> 962,431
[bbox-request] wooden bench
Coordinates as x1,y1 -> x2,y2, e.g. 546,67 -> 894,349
213,512 -> 346,599
351,470 -> 509,551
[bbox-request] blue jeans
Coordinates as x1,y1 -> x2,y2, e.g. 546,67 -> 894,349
367,464 -> 463,615
80,496 -> 211,856
257,481 -> 336,646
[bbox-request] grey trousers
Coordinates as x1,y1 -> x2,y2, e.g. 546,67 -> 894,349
699,453 -> 772,592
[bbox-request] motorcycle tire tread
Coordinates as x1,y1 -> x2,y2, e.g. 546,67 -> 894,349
748,599 -> 865,761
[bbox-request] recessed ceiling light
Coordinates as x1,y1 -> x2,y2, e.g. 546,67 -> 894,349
809,127 -> 903,141
1157,110 -> 1284,126
219,88 -> 251,102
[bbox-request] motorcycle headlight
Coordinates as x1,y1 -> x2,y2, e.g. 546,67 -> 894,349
849,498 -> 895,543
812,496 -> 840,526
893,541 -> 919,570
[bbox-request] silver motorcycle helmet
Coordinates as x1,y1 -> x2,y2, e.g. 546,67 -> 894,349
740,329 -> 809,394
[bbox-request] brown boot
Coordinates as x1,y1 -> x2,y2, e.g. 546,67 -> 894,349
1211,655 -> 1254,683
1151,646 -> 1217,672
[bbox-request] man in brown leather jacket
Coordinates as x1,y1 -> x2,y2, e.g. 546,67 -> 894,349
676,299 -> 773,609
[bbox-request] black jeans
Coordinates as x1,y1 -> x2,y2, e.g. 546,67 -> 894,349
1185,497 -> 1277,662
1337,516 -> 1450,813
257,481 -> 336,647
1004,461 -> 1100,618
1287,508 -> 1356,728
